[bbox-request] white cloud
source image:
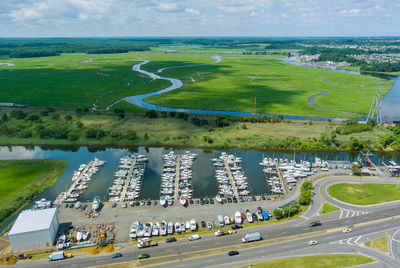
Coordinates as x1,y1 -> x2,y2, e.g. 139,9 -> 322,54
339,8 -> 361,17
156,3 -> 184,13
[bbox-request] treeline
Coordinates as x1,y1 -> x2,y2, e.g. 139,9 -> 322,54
360,61 -> 400,73
273,203 -> 301,220
0,38 -> 151,58
299,181 -> 312,205
379,125 -> 400,150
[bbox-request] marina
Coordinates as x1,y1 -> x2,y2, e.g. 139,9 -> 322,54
55,157 -> 105,204
0,146 -> 399,209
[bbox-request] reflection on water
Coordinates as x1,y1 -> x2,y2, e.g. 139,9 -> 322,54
0,146 -> 399,202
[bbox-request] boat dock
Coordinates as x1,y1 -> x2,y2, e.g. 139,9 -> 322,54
174,155 -> 181,199
120,158 -> 137,203
223,158 -> 239,198
276,163 -> 288,196
62,161 -> 94,203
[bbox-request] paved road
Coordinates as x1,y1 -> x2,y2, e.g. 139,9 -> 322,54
16,175 -> 400,267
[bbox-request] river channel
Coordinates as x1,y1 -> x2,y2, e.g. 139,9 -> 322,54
123,56 -> 400,121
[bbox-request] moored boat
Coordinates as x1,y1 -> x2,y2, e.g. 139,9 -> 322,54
160,196 -> 166,206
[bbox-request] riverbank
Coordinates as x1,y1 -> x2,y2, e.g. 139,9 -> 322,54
0,107 -> 393,151
0,159 -> 67,231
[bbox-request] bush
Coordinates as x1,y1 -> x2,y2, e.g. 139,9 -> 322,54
273,208 -> 285,220
114,109 -> 125,119
9,110 -> 27,119
51,113 -> 60,121
67,131 -> 80,141
125,130 -> 138,141
299,181 -> 312,205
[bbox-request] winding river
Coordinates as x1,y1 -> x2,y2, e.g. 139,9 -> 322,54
106,55 -> 400,121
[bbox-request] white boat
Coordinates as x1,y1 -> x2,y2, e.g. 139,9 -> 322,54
180,222 -> 185,232
175,222 -> 181,233
190,219 -> 197,231
77,232 -> 83,241
160,196 -> 166,206
92,196 -> 100,211
152,223 -> 160,236
224,216 -> 230,225
82,231 -> 89,240
167,221 -> 174,234
186,221 -> 191,230
215,195 -> 222,203
144,222 -> 153,237
235,211 -> 242,224
246,211 -> 253,223
160,221 -> 167,236
35,198 -> 52,209
180,196 -> 187,206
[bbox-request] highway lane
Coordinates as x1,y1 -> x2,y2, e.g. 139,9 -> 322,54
157,220 -> 400,268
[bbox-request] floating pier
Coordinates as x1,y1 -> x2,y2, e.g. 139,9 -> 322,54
62,161 -> 94,203
120,158 -> 137,203
174,155 -> 181,199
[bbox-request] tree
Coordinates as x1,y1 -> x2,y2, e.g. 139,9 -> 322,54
51,113 -> 60,121
125,130 -> 138,141
350,137 -> 364,150
9,110 -> 27,119
273,209 -> 284,220
351,164 -> 361,176
1,113 -> 9,122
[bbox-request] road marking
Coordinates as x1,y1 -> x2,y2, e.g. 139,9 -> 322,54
345,209 -> 350,218
340,209 -> 344,219
351,210 -> 356,217
392,239 -> 400,243
356,211 -> 360,216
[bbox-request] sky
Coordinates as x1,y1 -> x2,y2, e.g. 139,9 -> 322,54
1,0 -> 399,37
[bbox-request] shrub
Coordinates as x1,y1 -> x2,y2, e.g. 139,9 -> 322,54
9,110 -> 27,119
125,130 -> 138,141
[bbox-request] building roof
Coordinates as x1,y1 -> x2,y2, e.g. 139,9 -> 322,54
9,208 -> 57,236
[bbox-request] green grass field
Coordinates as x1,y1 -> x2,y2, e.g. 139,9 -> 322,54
0,159 -> 67,228
146,55 -> 393,117
328,183 -> 400,205
242,254 -> 374,268
365,237 -> 389,253
0,52 -> 393,118
320,203 -> 340,214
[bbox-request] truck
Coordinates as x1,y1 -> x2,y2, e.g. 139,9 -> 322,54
217,215 -> 224,226
137,240 -> 158,248
241,232 -> 261,243
215,230 -> 226,237
48,251 -> 65,261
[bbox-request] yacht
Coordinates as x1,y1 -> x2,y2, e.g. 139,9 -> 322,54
160,196 -> 166,206
92,196 -> 100,211
180,196 -> 187,206
190,219 -> 197,231
235,211 -> 242,224
167,221 -> 174,234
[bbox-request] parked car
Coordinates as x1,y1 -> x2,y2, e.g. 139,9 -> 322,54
138,253 -> 150,259
153,200 -> 157,205
189,199 -> 194,204
166,237 -> 176,243
205,199 -> 209,204
228,250 -> 239,256
207,222 -> 212,229
112,253 -> 122,258
231,224 -> 242,230
261,195 -> 266,200
227,197 -> 232,203
130,201 -> 134,207
210,198 -> 214,204
233,197 -> 238,203
122,202 -> 127,208
111,202 -> 117,208
147,200 -> 151,206
201,221 -> 206,228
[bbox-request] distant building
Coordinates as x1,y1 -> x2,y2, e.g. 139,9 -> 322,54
8,208 -> 59,250
326,160 -> 352,169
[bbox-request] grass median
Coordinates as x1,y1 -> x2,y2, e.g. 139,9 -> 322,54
242,254 -> 374,268
327,183 -> 400,205
319,203 -> 340,214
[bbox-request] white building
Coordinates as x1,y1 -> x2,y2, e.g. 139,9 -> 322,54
8,208 -> 59,250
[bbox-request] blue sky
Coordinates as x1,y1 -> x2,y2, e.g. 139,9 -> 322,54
1,0 -> 399,37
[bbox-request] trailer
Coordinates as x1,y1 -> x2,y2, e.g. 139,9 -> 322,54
48,251 -> 64,261
241,232 -> 261,243
217,215 -> 224,226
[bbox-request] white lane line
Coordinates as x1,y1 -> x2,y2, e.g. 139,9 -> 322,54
346,238 -> 353,245
340,209 -> 344,219
356,211 -> 360,216
345,209 -> 350,218
351,210 -> 356,217
354,236 -> 363,247
392,239 -> 400,243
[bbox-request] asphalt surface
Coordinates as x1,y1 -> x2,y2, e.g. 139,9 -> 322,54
16,175 -> 400,268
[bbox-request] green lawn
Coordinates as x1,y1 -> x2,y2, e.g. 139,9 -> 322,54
243,254 -> 374,268
328,183 -> 400,205
320,203 -> 340,214
365,237 -> 389,253
0,159 -> 67,228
